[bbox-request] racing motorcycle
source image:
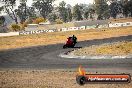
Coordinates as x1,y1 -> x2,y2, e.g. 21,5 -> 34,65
63,37 -> 77,49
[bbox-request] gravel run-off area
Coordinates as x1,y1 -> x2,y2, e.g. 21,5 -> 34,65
0,70 -> 132,88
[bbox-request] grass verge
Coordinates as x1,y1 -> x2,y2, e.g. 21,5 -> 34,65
72,41 -> 132,56
0,26 -> 132,50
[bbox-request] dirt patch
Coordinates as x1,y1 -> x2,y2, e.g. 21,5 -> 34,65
0,70 -> 131,88
71,41 -> 132,56
0,26 -> 132,50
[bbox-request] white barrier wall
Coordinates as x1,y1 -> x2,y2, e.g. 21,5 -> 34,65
0,32 -> 19,37
79,26 -> 85,30
61,28 -> 68,31
61,26 -> 86,32
19,29 -> 57,35
69,27 -> 79,30
61,27 -> 80,32
124,22 -> 132,26
109,22 -> 132,27
86,25 -> 96,29
1,21 -> 132,37
98,24 -> 108,28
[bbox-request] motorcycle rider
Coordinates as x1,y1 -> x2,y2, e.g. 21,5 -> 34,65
72,35 -> 77,44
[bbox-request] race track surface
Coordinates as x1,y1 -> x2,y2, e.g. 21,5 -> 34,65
0,35 -> 132,72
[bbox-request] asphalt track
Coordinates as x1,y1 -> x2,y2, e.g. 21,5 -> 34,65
0,35 -> 132,72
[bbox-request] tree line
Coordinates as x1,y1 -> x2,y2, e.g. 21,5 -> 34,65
0,0 -> 132,25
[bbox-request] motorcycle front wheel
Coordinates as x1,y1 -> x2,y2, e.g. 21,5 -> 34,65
63,45 -> 67,49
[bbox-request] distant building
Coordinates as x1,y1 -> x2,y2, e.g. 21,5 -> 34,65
25,24 -> 38,31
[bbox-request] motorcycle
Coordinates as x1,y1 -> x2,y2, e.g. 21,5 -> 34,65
63,37 -> 77,49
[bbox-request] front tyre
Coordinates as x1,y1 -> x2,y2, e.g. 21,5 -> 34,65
71,43 -> 75,48
63,45 -> 67,49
